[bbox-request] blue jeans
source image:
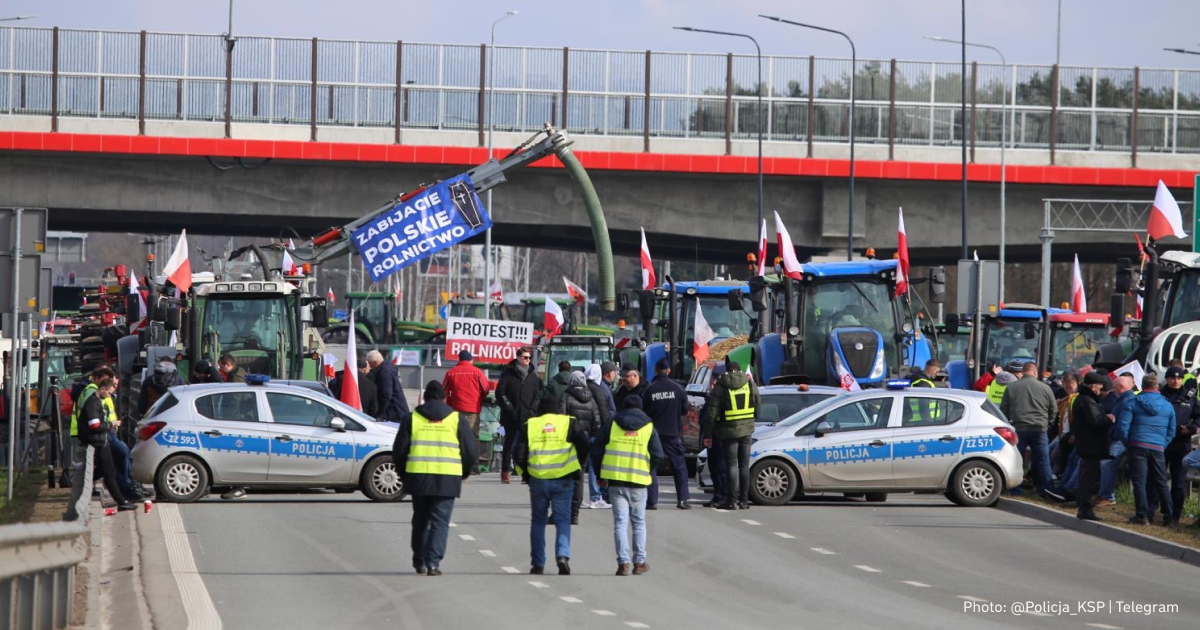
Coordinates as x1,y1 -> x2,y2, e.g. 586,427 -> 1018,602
529,477 -> 573,568
1055,449 -> 1080,496
1097,440 -> 1126,501
109,432 -> 136,495
1127,446 -> 1172,521
1016,430 -> 1054,489
411,496 -> 455,570
587,437 -> 608,503
609,485 -> 647,565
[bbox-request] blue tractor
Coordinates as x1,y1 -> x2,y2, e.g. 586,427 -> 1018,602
631,278 -> 752,383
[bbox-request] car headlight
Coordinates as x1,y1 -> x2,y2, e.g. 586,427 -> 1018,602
869,346 -> 886,379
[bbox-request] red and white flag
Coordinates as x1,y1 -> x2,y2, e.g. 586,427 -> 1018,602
1148,180 -> 1187,240
288,238 -> 297,250
544,295 -> 565,338
640,227 -> 656,290
281,250 -> 300,276
563,277 -> 587,304
1071,254 -> 1087,313
129,270 -> 148,332
774,211 -> 804,280
692,302 -> 717,364
488,281 -> 503,300
1135,295 -> 1144,320
323,353 -> 337,379
339,311 -> 362,411
755,218 -> 768,277
163,230 -> 192,292
836,360 -> 862,392
327,287 -> 336,305
896,207 -> 910,296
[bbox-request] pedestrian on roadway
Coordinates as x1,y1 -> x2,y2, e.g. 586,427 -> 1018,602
217,354 -> 248,383
613,364 -> 647,410
559,370 -> 599,523
594,395 -> 663,576
699,364 -> 730,508
1149,366 -> 1200,524
999,362 -> 1059,500
643,358 -> 691,510
81,377 -> 137,511
497,346 -> 542,484
331,360 -> 379,418
1072,372 -> 1112,521
703,357 -> 759,510
443,350 -> 494,472
1096,373 -> 1135,506
515,397 -> 590,575
1115,373 -> 1177,526
583,364 -> 613,508
367,350 -> 410,422
392,381 -> 477,576
598,361 -> 619,417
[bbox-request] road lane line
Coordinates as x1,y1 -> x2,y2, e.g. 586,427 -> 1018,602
1086,624 -> 1122,630
774,532 -> 795,539
559,596 -> 583,603
449,522 -> 457,528
901,581 -> 931,588
479,550 -> 496,557
591,610 -> 617,616
854,565 -> 882,573
458,534 -> 475,541
528,581 -> 550,589
958,595 -> 988,603
625,623 -> 650,628
158,504 -> 223,630
501,566 -> 520,574
741,519 -> 760,525
810,547 -> 836,555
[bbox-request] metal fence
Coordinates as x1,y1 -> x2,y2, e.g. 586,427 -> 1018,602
3,26 -> 1200,157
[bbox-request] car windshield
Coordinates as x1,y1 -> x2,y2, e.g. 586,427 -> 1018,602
1051,326 -> 1109,371
350,296 -> 389,341
985,318 -> 1041,367
800,280 -> 897,382
204,296 -> 292,353
43,345 -> 75,377
757,391 -> 838,424
776,393 -> 850,427
938,331 -> 971,364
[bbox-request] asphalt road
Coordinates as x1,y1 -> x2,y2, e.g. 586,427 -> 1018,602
175,476 -> 1199,630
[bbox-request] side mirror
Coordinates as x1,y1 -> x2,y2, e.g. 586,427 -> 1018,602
748,276 -> 769,312
1024,322 -> 1037,340
944,312 -> 960,330
1110,293 -> 1126,324
727,289 -> 745,311
814,420 -> 832,438
637,290 -> 656,317
1114,258 -> 1132,294
310,301 -> 329,328
330,417 -> 346,432
165,306 -> 182,331
615,291 -> 630,316
929,266 -> 946,304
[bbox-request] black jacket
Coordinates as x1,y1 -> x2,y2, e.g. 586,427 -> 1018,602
496,360 -> 542,428
138,371 -> 185,415
1070,388 -> 1112,461
560,378 -> 601,436
613,381 -> 647,411
591,408 -> 664,488
1161,384 -> 1200,452
642,374 -> 687,438
585,381 -> 612,433
514,413 -> 592,482
391,400 -> 477,498
372,361 -> 410,422
331,370 -> 379,418
80,393 -> 111,447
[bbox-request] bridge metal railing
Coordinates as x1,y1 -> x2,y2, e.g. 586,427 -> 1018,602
0,445 -> 93,630
2,25 -> 1199,161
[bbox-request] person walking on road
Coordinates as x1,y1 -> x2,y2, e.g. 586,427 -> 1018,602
613,365 -> 647,411
594,395 -> 663,576
392,382 -> 477,576
497,347 -> 542,484
368,350 -> 410,422
545,361 -> 575,402
643,358 -> 691,510
1148,366 -> 1199,525
559,371 -> 599,524
703,357 -> 759,510
1115,374 -> 1177,526
443,350 -> 494,472
583,364 -> 613,508
999,362 -> 1059,499
515,397 -> 591,575
1072,373 -> 1112,521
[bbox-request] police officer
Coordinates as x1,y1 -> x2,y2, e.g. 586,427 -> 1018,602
515,397 -> 590,575
702,357 -> 759,510
392,382 -> 477,576
642,358 -> 691,510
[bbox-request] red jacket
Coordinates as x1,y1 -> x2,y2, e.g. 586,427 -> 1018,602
973,372 -> 994,393
442,361 -> 494,414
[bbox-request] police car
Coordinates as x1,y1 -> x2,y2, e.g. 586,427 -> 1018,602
131,376 -> 403,503
744,380 -> 1022,507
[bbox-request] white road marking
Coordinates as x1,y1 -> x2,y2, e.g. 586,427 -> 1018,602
559,596 -> 583,603
712,508 -> 730,513
625,623 -> 650,629
501,566 -> 520,574
854,565 -> 882,573
158,504 -> 224,630
901,580 -> 931,588
479,550 -> 496,557
958,595 -> 989,603
774,532 -> 795,539
458,534 -> 475,541
448,522 -> 457,528
592,610 -> 617,616
810,547 -> 836,555
741,519 -> 760,526
528,581 -> 550,589
1086,624 -> 1122,630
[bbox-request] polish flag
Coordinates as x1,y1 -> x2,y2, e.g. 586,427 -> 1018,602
288,238 -> 297,250
488,281 -> 503,300
327,287 -> 336,305
339,310 -> 361,411
544,295 -> 565,338
1135,295 -> 1144,320
755,218 -> 768,277
163,230 -> 192,292
323,353 -> 337,380
1071,254 -> 1087,313
1148,181 -> 1187,240
128,270 -> 148,332
895,207 -> 910,296
774,211 -> 804,280
1134,232 -> 1147,264
836,361 -> 862,392
281,250 -> 300,276
692,302 -> 716,364
640,228 -> 657,290
563,277 -> 587,304
435,349 -> 443,367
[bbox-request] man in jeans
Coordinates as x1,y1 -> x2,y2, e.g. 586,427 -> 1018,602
593,395 -> 663,576
999,362 -> 1058,499
515,398 -> 590,575
1115,373 -> 1177,526
1096,373 -> 1136,505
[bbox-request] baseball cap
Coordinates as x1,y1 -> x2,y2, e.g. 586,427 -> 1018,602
655,358 -> 671,372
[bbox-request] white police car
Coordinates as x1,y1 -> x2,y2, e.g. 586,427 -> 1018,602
131,376 -> 403,503
745,380 -> 1022,507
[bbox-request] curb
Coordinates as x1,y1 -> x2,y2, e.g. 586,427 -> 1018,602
996,498 -> 1200,568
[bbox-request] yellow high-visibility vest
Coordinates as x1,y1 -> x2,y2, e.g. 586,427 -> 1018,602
69,383 -> 98,437
600,422 -> 653,485
986,381 -> 1007,405
406,412 -> 463,476
521,413 -> 581,480
724,382 -> 755,421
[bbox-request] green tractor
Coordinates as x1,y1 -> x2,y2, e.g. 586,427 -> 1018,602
516,296 -> 613,338
323,292 -> 440,345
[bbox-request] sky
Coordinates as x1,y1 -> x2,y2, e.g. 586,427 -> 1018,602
7,0 -> 1200,69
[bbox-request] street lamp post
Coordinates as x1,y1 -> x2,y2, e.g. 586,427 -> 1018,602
483,10 -> 518,320
673,27 -> 764,241
1164,47 -> 1200,57
0,15 -> 36,22
925,36 -> 1008,301
761,15 -> 856,260
223,0 -> 237,139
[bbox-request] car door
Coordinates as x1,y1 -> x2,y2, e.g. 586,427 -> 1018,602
264,391 -> 357,484
805,397 -> 896,489
192,390 -> 271,483
891,395 -> 970,487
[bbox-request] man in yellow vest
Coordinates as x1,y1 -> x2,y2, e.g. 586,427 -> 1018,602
392,382 -> 477,576
67,366 -> 115,477
987,371 -> 1018,405
592,395 -> 663,576
702,357 -> 759,510
515,398 -> 590,575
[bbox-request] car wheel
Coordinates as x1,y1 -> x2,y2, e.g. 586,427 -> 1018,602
362,455 -> 405,502
948,460 -> 1003,507
749,459 -> 798,506
156,454 -> 209,503
864,492 -> 888,503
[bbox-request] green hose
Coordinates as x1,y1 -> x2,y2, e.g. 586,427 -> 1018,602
556,145 -> 615,311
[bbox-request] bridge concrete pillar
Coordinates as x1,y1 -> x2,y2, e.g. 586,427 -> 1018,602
1040,226 -> 1055,308
820,181 -> 867,252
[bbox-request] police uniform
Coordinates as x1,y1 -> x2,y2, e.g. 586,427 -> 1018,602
515,412 -> 589,574
643,371 -> 691,509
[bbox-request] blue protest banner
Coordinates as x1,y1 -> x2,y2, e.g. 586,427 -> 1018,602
333,309 -> 349,321
352,173 -> 491,282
